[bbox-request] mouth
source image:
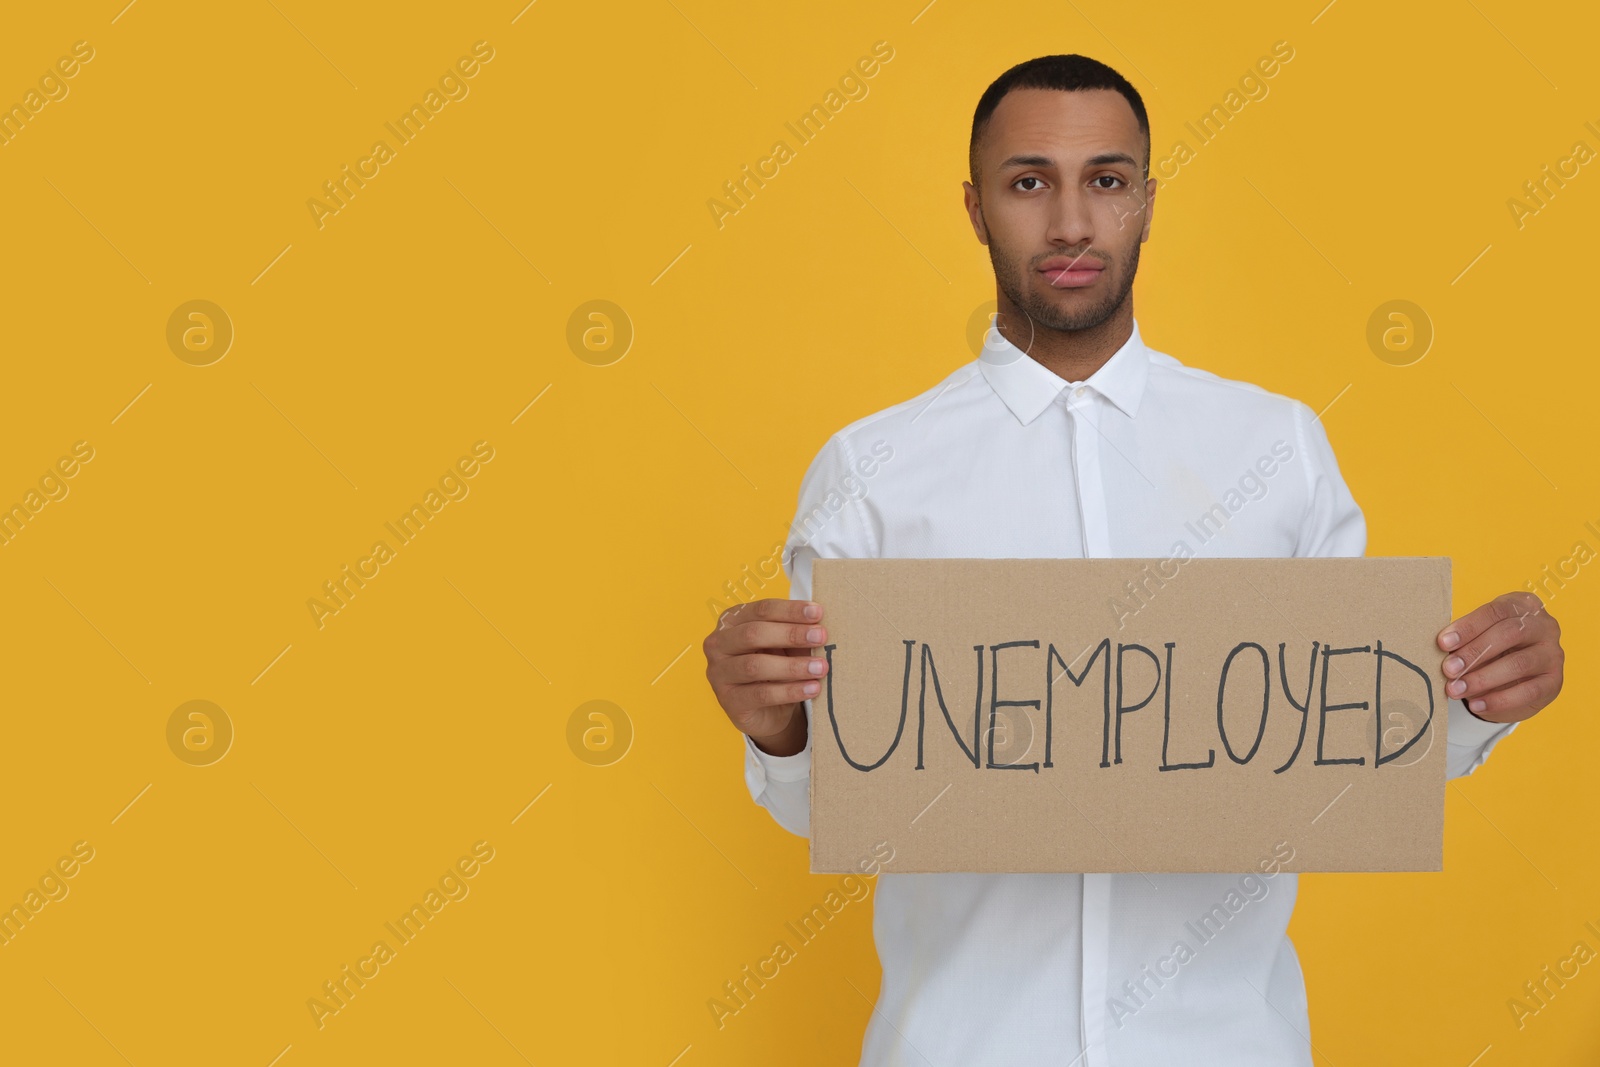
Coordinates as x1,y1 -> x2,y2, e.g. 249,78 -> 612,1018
1037,255 -> 1105,289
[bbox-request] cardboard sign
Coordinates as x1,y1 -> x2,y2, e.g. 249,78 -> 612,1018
808,557 -> 1452,874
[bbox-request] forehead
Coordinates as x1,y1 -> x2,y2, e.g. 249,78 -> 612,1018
979,87 -> 1142,170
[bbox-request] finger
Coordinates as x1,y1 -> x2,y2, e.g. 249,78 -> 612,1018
1462,673 -> 1558,723
717,619 -> 827,656
1445,641 -> 1559,700
1438,591 -> 1543,652
710,651 -> 829,691
718,598 -> 822,634
720,677 -> 823,717
1440,613 -> 1544,684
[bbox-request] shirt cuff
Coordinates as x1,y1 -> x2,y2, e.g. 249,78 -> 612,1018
1448,696 -> 1518,748
742,700 -> 814,789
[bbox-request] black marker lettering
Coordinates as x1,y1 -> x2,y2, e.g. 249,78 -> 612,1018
1217,642 -> 1270,765
1373,638 -> 1436,767
1045,638 -> 1110,770
1273,640 -> 1319,774
824,641 -> 912,771
1113,643 -> 1161,766
1314,644 -> 1370,766
1160,640 -> 1215,771
988,640 -> 1041,772
915,642 -> 983,770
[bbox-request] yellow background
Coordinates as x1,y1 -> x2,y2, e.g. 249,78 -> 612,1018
0,1 -> 1593,1064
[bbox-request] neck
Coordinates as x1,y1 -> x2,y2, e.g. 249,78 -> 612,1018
993,296 -> 1134,383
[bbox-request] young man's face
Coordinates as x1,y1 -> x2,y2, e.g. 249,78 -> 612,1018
963,87 -> 1155,335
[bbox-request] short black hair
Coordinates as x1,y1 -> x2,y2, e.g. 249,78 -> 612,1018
969,54 -> 1150,191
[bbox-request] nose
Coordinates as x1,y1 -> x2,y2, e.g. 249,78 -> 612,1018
1043,182 -> 1096,251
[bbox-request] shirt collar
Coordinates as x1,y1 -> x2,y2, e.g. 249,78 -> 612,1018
977,317 -> 1151,425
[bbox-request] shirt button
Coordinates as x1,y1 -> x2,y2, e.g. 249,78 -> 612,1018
1074,387 -> 1086,398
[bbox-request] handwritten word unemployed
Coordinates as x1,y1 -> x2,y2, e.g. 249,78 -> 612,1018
821,636 -> 1436,775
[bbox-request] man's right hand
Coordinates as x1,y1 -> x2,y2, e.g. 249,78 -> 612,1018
703,598 -> 827,758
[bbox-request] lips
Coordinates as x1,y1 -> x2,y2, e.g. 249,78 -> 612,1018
1038,256 -> 1105,288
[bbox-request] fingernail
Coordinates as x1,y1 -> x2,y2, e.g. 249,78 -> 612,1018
808,659 -> 826,675
806,627 -> 824,643
1440,631 -> 1460,650
1447,679 -> 1465,696
804,603 -> 821,620
803,681 -> 820,695
1444,656 -> 1463,675
1468,699 -> 1486,712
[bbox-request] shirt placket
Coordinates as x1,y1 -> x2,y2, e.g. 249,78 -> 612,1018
1065,385 -> 1113,1067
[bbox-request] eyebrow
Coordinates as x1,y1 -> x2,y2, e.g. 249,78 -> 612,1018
997,151 -> 1140,172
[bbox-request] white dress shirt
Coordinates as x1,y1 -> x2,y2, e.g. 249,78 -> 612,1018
742,317 -> 1518,1066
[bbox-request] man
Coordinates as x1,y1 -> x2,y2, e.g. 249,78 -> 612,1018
702,54 -> 1564,1065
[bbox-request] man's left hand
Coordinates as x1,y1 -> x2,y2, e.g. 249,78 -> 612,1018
1438,591 -> 1564,723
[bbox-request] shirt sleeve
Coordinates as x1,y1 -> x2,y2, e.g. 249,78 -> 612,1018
1291,400 -> 1367,559
742,432 -> 882,839
1290,401 -> 1517,779
1443,698 -> 1517,779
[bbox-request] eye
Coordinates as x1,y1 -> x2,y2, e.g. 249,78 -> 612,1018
1091,175 -> 1126,189
1012,176 -> 1046,192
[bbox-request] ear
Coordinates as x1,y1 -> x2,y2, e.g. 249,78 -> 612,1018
1139,176 -> 1157,243
963,180 -> 989,245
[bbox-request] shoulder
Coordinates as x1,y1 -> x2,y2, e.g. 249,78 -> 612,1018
1141,342 -> 1342,505
1142,344 -> 1332,474
812,361 -> 984,463
1144,345 -> 1315,427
